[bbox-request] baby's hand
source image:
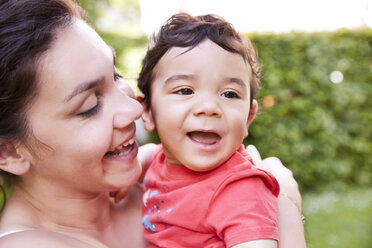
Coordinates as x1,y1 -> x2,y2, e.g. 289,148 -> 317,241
110,188 -> 130,204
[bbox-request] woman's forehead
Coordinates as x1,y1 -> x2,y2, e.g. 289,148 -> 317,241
36,19 -> 113,96
41,19 -> 112,68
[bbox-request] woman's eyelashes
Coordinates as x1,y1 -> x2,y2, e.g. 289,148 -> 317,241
78,96 -> 102,118
75,72 -> 123,119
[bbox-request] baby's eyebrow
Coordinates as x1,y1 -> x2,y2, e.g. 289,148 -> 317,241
165,74 -> 195,84
225,77 -> 247,89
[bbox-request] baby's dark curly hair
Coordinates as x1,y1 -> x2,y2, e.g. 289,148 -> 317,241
137,12 -> 261,109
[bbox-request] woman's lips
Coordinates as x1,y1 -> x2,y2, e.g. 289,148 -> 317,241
104,140 -> 138,161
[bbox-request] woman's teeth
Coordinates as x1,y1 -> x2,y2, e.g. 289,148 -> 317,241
115,137 -> 135,150
106,137 -> 136,157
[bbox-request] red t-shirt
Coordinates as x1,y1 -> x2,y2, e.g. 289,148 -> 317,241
142,145 -> 279,248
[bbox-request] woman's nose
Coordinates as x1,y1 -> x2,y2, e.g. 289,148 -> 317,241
112,88 -> 143,129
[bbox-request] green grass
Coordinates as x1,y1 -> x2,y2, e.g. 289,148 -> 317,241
303,188 -> 372,248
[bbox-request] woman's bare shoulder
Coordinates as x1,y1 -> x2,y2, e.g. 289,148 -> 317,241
0,229 -> 96,248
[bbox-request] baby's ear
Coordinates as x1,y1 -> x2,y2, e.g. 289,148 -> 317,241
246,99 -> 258,128
135,93 -> 145,103
0,143 -> 31,175
136,94 -> 155,132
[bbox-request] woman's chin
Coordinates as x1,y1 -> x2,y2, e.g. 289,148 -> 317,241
110,162 -> 142,190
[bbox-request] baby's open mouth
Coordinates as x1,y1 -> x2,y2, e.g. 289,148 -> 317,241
187,131 -> 221,145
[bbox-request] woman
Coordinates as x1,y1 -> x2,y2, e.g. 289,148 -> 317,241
0,0 -> 305,247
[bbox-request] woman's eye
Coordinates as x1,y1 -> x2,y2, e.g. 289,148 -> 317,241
174,88 -> 193,95
78,98 -> 102,118
222,91 -> 240,99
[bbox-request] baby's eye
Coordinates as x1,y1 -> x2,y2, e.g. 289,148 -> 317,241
222,91 -> 240,99
174,88 -> 194,95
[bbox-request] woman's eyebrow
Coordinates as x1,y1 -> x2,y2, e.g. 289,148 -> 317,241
64,77 -> 105,102
64,47 -> 116,103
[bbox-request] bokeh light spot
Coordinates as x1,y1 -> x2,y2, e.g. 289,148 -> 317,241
330,70 -> 344,84
262,95 -> 277,108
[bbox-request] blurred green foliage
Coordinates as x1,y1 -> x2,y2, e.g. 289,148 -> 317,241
245,29 -> 372,192
77,0 -> 148,88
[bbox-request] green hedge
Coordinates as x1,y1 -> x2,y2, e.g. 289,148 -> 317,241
244,28 -> 372,192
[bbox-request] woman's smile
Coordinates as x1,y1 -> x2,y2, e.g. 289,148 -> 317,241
104,140 -> 139,162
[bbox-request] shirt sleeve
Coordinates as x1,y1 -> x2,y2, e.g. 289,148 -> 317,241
206,176 -> 279,248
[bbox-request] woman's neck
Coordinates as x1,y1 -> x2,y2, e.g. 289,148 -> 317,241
1,180 -> 144,248
6,181 -> 114,235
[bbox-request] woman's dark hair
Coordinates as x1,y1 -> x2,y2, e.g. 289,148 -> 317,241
137,12 -> 261,108
0,0 -> 85,206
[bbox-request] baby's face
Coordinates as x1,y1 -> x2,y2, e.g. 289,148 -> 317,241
147,39 -> 253,171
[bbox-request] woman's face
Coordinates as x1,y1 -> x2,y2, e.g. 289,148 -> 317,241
21,19 -> 143,195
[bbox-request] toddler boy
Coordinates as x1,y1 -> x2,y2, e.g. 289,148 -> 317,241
138,13 -> 279,248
